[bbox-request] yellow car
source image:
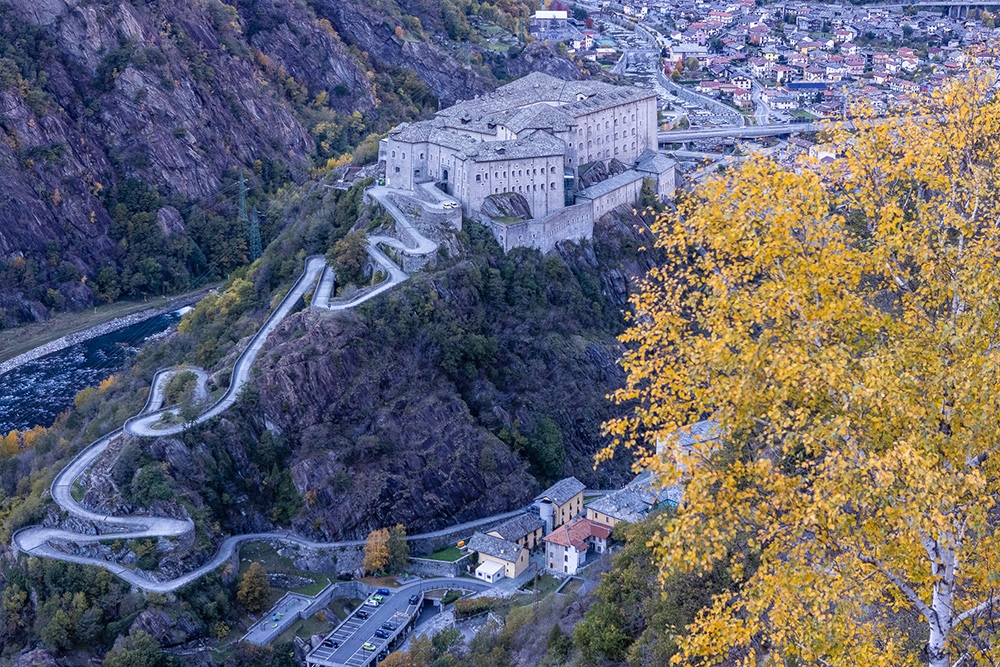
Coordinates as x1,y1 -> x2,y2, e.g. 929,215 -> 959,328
362,643 -> 376,651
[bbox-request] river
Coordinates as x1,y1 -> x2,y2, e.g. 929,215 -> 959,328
0,312 -> 182,433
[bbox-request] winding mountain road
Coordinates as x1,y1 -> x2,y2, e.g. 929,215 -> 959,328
11,185 -> 514,593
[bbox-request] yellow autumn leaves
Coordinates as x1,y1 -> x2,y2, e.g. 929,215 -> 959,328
606,71 -> 1000,666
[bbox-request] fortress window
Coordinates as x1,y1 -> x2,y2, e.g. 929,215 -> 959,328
632,113 -> 636,120
578,143 -> 583,151
533,168 -> 537,175
541,183 -> 545,190
551,182 -> 556,189
615,133 -> 618,139
533,184 -> 537,191
394,167 -> 400,173
551,166 -> 556,173
614,119 -> 618,125
605,121 -> 609,129
495,172 -> 499,178
632,128 -> 636,135
420,153 -> 424,159
402,153 -> 405,159
495,188 -> 499,193
476,174 -> 481,182
632,142 -> 636,149
391,150 -> 396,158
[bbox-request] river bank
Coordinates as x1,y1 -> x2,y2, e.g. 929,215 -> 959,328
0,288 -> 214,377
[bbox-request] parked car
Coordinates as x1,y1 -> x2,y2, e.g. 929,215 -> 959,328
321,639 -> 339,648
362,642 -> 377,651
382,622 -> 397,631
364,599 -> 380,607
408,594 -> 420,605
374,629 -> 389,639
355,610 -> 369,619
376,588 -> 391,596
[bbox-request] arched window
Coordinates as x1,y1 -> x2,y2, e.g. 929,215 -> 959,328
476,174 -> 481,182
550,166 -> 556,173
391,150 -> 396,158
551,182 -> 556,189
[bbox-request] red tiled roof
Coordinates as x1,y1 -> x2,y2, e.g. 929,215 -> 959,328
543,517 -> 612,550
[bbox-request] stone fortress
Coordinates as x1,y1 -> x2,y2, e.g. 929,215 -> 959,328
379,72 -> 676,253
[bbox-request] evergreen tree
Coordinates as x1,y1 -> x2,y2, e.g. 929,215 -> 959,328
249,206 -> 262,261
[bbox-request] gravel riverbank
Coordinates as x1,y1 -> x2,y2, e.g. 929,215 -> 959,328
0,292 -> 209,379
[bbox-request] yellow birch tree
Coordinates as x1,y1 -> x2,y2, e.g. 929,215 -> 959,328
364,528 -> 391,575
605,72 -> 1000,666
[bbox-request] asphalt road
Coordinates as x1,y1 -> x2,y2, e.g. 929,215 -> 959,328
308,578 -> 490,667
125,256 -> 326,436
313,186 -> 442,311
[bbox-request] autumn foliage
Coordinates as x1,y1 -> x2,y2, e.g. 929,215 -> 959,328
606,72 -> 1000,666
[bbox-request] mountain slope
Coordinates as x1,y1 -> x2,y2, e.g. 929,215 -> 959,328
0,0 -> 575,328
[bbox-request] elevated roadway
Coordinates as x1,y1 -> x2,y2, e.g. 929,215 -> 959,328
659,122 -> 826,143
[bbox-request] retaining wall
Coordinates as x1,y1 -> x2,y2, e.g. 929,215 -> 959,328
407,555 -> 470,578
407,513 -> 517,556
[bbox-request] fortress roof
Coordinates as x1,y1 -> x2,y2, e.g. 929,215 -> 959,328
577,169 -> 644,200
462,131 -> 565,162
438,72 -> 655,125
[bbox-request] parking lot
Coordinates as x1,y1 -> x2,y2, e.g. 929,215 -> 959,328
307,593 -> 421,667
307,578 -> 491,667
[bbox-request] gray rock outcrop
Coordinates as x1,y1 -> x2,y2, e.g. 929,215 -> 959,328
480,193 -> 533,221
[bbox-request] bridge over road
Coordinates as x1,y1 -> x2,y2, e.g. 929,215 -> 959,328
659,122 -> 827,144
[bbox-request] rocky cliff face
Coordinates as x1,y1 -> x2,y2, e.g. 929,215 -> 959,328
311,0 -> 494,105
255,309 -> 538,540
234,212 -> 657,541
0,0 -> 368,324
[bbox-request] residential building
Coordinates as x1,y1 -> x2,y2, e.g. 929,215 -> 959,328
543,517 -> 612,575
487,512 -> 545,550
586,471 -> 682,527
467,531 -> 530,581
534,477 -> 586,532
530,10 -> 569,37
